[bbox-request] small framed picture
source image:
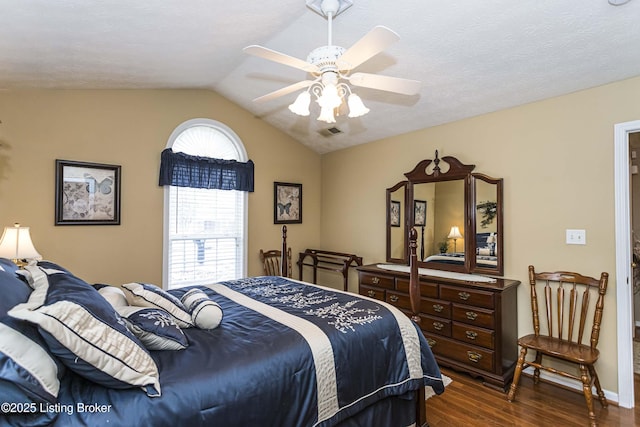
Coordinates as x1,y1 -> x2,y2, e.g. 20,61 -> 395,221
274,182 -> 302,224
390,200 -> 401,227
55,159 -> 121,225
414,200 -> 427,226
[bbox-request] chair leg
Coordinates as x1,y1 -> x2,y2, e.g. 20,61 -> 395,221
588,364 -> 608,408
532,351 -> 542,384
579,364 -> 598,427
507,346 -> 527,402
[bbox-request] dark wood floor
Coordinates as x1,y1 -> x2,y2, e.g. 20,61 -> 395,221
425,368 -> 640,426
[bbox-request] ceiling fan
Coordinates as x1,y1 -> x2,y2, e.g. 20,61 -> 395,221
243,0 -> 421,123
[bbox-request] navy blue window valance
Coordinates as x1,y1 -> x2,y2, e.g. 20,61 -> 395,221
159,148 -> 254,192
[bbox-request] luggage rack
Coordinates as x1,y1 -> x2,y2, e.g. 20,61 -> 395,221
297,249 -> 363,291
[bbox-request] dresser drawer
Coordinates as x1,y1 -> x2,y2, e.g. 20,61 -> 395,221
424,333 -> 495,372
396,278 -> 438,298
452,323 -> 494,349
359,273 -> 394,290
421,315 -> 452,337
359,284 -> 386,301
386,290 -> 410,309
421,298 -> 451,318
440,285 -> 494,309
452,305 -> 495,329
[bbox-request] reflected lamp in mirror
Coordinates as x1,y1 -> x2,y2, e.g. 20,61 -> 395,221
0,223 -> 42,267
447,226 -> 463,253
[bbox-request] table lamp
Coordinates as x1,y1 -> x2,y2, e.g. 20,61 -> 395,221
447,226 -> 463,253
0,223 -> 42,267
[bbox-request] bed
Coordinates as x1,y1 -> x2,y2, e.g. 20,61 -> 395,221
0,229 -> 444,427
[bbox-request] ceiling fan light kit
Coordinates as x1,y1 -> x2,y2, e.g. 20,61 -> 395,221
244,0 -> 420,124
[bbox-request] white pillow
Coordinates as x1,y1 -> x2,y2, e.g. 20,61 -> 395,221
98,286 -> 129,308
181,289 -> 223,330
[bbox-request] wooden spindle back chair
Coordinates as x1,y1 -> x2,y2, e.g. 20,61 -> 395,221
259,248 -> 292,277
506,265 -> 609,427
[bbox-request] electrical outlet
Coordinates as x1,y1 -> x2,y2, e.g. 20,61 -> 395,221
566,229 -> 586,245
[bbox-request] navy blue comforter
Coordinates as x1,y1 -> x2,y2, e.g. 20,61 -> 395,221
50,276 -> 445,427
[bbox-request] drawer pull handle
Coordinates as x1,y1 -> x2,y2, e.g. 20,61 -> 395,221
433,304 -> 444,313
467,351 -> 482,363
426,338 -> 437,348
371,277 -> 380,285
458,291 -> 471,301
465,330 -> 478,340
389,295 -> 399,303
466,311 -> 478,321
433,321 -> 444,331
367,290 -> 375,298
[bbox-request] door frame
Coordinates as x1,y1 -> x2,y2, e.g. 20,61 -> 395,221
614,119 -> 640,409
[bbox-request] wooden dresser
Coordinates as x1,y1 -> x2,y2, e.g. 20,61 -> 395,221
357,264 -> 520,390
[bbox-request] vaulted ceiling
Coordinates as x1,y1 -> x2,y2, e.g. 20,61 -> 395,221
1,1 -> 639,153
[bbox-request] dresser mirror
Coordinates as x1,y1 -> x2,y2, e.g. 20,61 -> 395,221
385,151 -> 504,276
386,181 -> 408,263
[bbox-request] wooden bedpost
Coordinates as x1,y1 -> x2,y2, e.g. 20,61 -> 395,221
409,227 -> 421,325
281,225 -> 288,277
410,227 -> 428,426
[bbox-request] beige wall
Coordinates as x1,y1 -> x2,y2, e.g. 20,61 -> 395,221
321,75 -> 640,395
0,90 -> 322,285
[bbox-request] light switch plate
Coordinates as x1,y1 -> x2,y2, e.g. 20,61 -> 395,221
566,229 -> 586,245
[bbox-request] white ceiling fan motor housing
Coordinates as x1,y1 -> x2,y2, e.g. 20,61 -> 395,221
307,45 -> 346,73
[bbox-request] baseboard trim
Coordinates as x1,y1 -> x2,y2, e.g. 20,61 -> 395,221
522,367 -> 618,405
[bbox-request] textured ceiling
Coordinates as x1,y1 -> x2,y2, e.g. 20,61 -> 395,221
1,1 -> 639,153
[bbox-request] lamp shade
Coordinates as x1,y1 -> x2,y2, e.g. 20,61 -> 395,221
0,223 -> 42,263
447,226 -> 463,240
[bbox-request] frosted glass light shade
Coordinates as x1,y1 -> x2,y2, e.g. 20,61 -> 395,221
317,83 -> 342,109
347,93 -> 369,118
317,105 -> 336,123
0,224 -> 42,264
288,91 -> 311,116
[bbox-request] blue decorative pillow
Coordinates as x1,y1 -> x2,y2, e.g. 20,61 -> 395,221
0,268 -> 63,407
8,266 -> 161,397
121,282 -> 194,328
0,257 -> 19,275
117,306 -> 189,351
36,260 -> 73,274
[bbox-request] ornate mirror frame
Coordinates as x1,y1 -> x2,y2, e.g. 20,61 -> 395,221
386,151 -> 504,276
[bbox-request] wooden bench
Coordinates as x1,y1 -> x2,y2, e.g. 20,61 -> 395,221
297,249 -> 363,291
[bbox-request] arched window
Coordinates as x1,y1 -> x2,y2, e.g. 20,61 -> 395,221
162,119 -> 249,289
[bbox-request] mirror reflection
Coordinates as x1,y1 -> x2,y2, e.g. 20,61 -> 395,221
386,182 -> 407,263
413,181 -> 465,266
473,175 -> 502,274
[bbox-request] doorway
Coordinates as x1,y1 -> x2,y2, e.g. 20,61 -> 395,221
614,120 -> 640,409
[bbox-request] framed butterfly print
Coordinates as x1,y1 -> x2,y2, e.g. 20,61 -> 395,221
274,182 -> 302,224
414,200 -> 427,226
55,159 -> 121,225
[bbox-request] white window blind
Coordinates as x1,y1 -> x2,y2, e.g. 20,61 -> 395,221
163,119 -> 248,289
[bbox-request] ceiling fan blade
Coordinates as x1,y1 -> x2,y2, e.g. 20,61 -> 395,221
244,45 -> 319,74
337,26 -> 400,71
253,80 -> 315,103
349,72 -> 421,95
